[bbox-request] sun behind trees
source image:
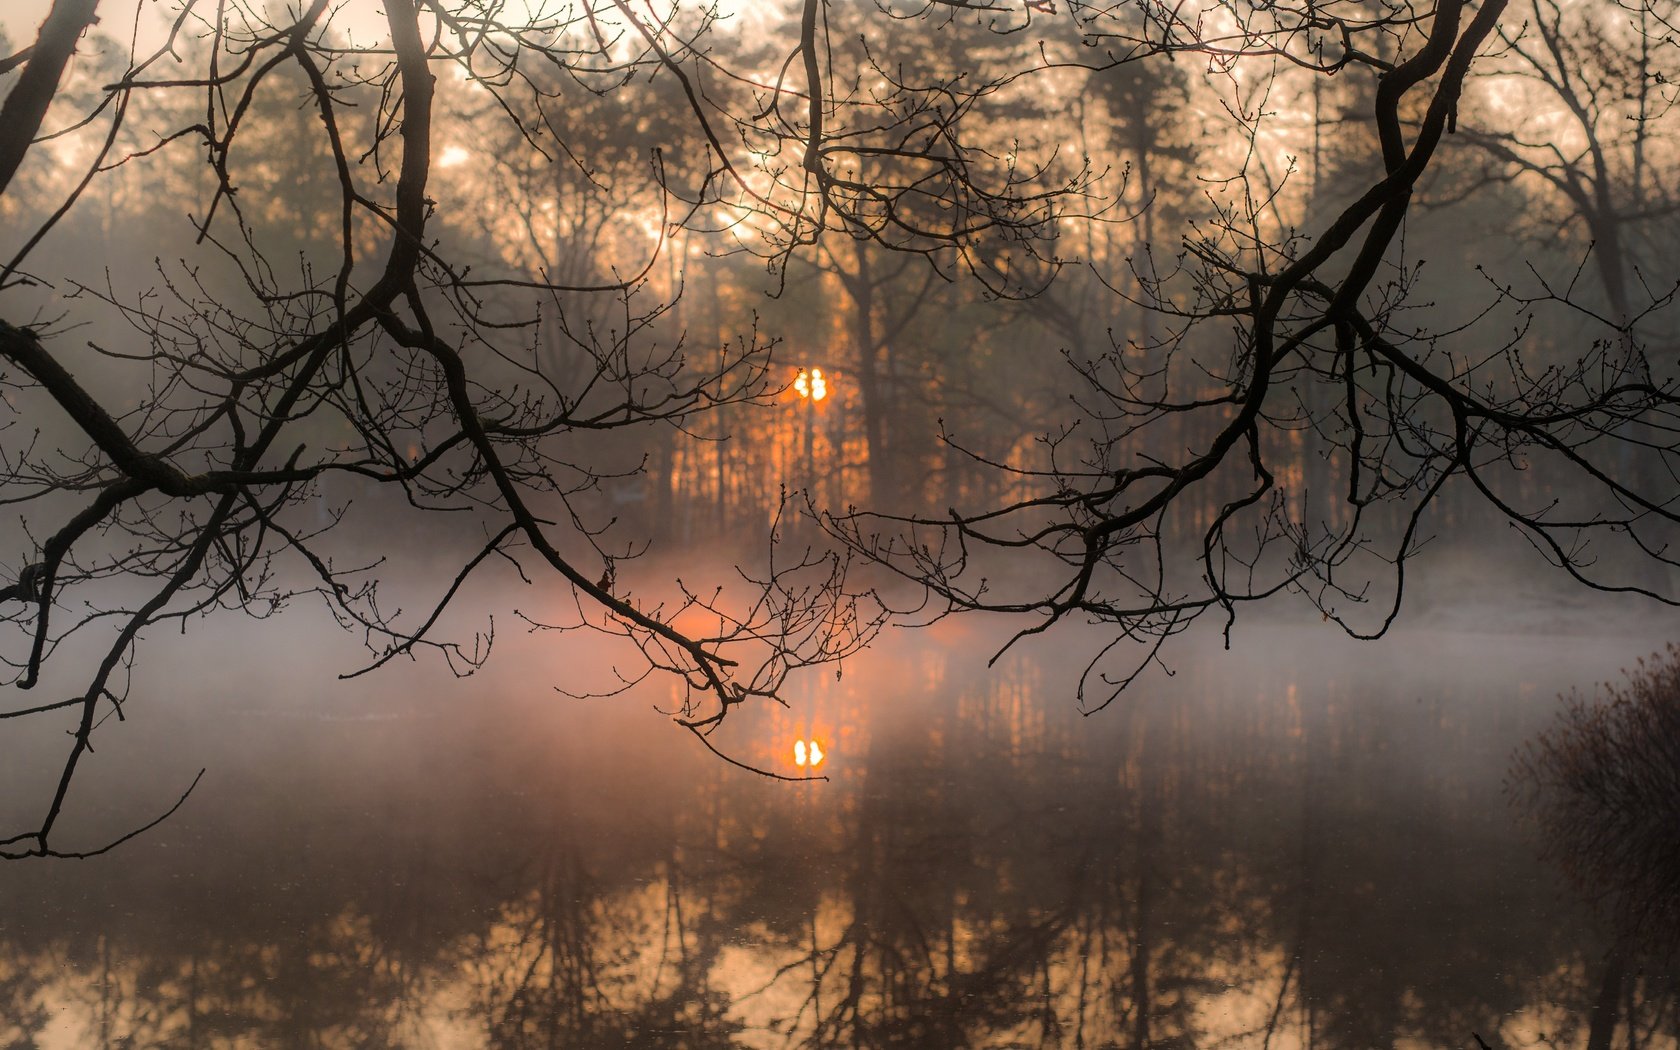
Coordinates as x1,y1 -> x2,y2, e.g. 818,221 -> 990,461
3,0 -> 1680,855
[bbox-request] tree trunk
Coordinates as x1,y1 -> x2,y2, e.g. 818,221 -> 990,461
1586,939 -> 1628,1050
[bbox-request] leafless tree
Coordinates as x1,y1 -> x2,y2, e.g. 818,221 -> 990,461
1451,0 -> 1680,327
0,0 -> 920,858
826,0 -> 1680,708
9,0 -> 1680,857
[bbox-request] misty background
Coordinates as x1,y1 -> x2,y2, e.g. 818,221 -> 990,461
3,0 -> 1680,1046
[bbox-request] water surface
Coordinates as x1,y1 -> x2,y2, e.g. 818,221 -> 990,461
0,610 -> 1674,1048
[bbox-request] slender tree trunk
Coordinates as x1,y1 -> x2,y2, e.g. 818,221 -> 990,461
848,256 -> 891,510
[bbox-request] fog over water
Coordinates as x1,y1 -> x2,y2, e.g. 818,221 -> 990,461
2,555 -> 1676,1048
5,0 -> 1680,1044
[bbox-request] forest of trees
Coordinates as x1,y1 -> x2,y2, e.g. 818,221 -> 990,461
2,0 -> 1680,855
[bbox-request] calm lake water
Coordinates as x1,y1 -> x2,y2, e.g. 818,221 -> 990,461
1,604 -> 1675,1048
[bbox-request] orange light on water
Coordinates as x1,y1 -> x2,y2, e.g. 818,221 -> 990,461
793,738 -> 825,767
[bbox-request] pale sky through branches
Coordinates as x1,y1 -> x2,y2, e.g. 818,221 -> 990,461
4,0 -> 139,43
2,1 -> 385,50
1,0 -> 779,49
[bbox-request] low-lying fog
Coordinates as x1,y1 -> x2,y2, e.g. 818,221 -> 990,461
2,546 -> 1677,1048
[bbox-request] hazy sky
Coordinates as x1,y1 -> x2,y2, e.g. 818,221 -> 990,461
1,1 -> 780,52
1,1 -> 58,38
1,1 -> 397,49
4,1 -> 150,46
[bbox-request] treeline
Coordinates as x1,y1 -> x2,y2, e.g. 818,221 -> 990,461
8,0 -> 1673,556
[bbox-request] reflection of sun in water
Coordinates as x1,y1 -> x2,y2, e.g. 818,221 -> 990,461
793,739 -> 825,768
438,145 -> 471,168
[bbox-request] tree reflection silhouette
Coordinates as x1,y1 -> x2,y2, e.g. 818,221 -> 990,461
0,632 -> 1675,1047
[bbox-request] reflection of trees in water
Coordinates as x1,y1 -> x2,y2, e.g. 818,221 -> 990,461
0,908 -> 421,1046
460,846 -> 740,1048
1512,646 -> 1680,1050
4,639 -> 1679,1047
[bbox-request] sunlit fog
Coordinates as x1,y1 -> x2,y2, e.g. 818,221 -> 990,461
2,0 -> 1679,1046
